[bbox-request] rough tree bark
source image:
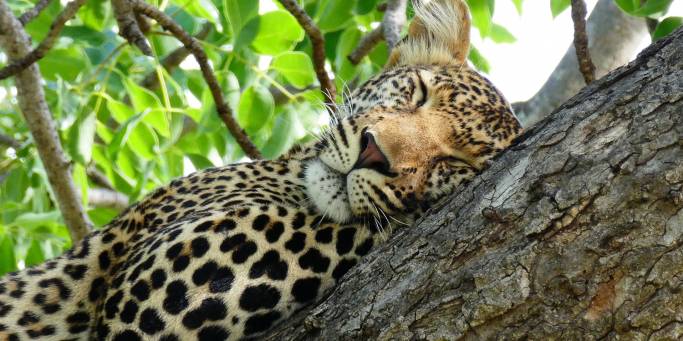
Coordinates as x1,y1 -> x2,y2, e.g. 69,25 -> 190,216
264,27 -> 683,340
513,0 -> 649,126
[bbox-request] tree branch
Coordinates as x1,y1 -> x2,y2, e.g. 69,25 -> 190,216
265,26 -> 683,340
88,188 -> 128,210
512,0 -> 647,126
0,0 -> 86,81
140,22 -> 212,90
277,0 -> 336,110
18,0 -> 52,25
130,0 -> 262,159
348,26 -> 384,65
0,0 -> 92,242
111,0 -> 153,56
382,0 -> 408,50
0,133 -> 20,149
570,0 -> 595,84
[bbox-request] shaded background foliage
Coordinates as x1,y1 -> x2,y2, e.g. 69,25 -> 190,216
0,0 -> 679,273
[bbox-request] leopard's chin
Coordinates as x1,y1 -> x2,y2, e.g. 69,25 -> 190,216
303,159 -> 353,223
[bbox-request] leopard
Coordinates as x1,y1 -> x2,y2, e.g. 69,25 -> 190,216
0,0 -> 522,339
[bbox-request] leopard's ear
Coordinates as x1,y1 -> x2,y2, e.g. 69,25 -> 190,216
386,0 -> 471,68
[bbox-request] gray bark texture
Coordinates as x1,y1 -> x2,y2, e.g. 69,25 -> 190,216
514,0 -> 649,126
265,27 -> 683,340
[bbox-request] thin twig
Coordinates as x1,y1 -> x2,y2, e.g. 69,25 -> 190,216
348,0 -> 408,65
348,26 -> 384,65
0,0 -> 87,81
277,0 -> 336,110
140,22 -> 212,90
570,0 -> 595,84
0,133 -> 21,149
112,0 -> 153,55
0,0 -> 92,242
382,0 -> 408,50
131,0 -> 262,159
88,188 -> 129,210
18,0 -> 52,25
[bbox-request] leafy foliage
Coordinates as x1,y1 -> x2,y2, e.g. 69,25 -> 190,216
1,0 -> 679,274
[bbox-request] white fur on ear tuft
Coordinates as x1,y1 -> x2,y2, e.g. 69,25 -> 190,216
387,0 -> 471,67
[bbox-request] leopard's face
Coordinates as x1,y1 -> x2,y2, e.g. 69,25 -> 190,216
305,65 -> 522,224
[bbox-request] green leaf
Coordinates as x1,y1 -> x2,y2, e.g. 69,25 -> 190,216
25,240 -> 44,267
88,207 -> 120,226
550,0 -> 571,18
0,236 -> 17,275
173,0 -> 216,23
489,23 -> 516,43
317,0 -> 355,32
187,154 -> 215,170
244,11 -> 305,55
67,112 -> 97,164
62,26 -> 108,46
238,85 -> 275,133
38,48 -> 87,81
13,211 -> 62,229
511,0 -> 524,14
356,0 -> 380,15
467,0 -> 493,37
632,0 -> 673,17
271,52 -> 316,89
653,16 -> 682,40
78,0 -> 110,31
223,0 -> 259,37
124,80 -> 170,137
614,0 -> 640,13
468,45 -> 490,73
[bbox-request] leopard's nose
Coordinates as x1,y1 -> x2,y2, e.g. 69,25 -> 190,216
352,131 -> 393,176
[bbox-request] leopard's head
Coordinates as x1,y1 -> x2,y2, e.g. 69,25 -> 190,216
304,0 -> 522,224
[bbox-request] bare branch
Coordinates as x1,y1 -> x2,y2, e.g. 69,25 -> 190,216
86,166 -> 115,191
277,0 -> 336,110
382,0 -> 408,50
0,133 -> 21,149
88,188 -> 128,210
348,26 -> 384,65
131,0 -> 262,159
0,0 -> 87,81
18,0 -> 52,25
140,22 -> 212,90
348,0 -> 408,65
0,0 -> 92,242
112,0 -> 153,56
570,0 -> 596,84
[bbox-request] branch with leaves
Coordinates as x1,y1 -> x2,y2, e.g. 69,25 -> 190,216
130,0 -> 262,159
0,0 -> 86,81
0,0 -> 92,242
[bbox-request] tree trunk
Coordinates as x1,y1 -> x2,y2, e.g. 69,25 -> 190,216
264,27 -> 683,340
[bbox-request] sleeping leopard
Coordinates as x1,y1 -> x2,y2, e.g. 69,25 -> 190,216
0,0 -> 522,339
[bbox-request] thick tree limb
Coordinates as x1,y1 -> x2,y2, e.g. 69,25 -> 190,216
112,0 -> 152,56
277,0 -> 336,110
0,0 -> 92,242
513,0 -> 647,126
570,0 -> 595,84
265,28 -> 683,340
131,0 -> 262,159
0,0 -> 86,81
18,0 -> 52,25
